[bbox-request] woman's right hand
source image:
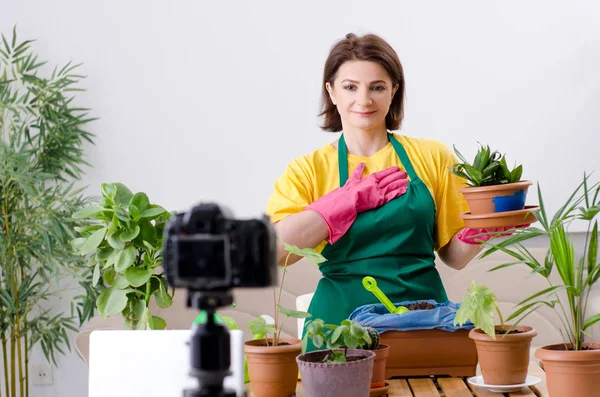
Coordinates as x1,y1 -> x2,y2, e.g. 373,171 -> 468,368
306,163 -> 409,244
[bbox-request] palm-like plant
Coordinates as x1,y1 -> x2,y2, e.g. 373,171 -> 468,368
0,27 -> 97,397
480,173 -> 600,350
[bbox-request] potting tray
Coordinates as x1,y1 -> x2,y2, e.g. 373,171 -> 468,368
246,361 -> 548,397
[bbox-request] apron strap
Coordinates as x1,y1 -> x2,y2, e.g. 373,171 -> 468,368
338,133 -> 419,186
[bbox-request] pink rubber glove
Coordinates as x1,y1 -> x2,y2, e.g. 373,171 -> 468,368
306,163 -> 409,244
456,225 -> 530,245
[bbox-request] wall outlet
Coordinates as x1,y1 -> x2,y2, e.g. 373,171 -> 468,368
30,363 -> 53,386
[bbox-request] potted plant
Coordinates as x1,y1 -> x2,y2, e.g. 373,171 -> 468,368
454,281 -> 537,385
360,327 -> 390,391
298,318 -> 376,397
1,27 -> 98,396
243,240 -> 325,397
479,174 -> 600,397
72,182 -> 173,329
451,144 -> 535,227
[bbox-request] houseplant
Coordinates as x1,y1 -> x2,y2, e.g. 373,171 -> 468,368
479,173 -> 600,396
244,240 -> 325,397
0,27 -> 98,397
297,318 -> 376,397
454,281 -> 537,385
451,144 -> 535,227
72,182 -> 173,330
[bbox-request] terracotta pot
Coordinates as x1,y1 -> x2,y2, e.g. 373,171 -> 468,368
469,325 -> 537,385
370,344 -> 390,388
297,349 -> 375,397
244,338 -> 301,397
459,180 -> 532,215
535,342 -> 600,397
380,329 -> 477,377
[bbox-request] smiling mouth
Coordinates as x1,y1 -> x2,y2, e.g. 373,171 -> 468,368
353,111 -> 376,116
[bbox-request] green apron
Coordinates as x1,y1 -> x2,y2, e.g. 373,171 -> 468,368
304,133 -> 448,351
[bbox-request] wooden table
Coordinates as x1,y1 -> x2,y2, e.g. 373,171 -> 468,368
247,361 -> 548,397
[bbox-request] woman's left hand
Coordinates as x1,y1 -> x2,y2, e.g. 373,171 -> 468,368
456,224 -> 530,245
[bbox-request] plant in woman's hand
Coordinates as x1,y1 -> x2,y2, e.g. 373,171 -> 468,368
71,183 -> 172,329
302,319 -> 373,363
248,239 -> 326,346
451,143 -> 522,187
454,281 -> 505,339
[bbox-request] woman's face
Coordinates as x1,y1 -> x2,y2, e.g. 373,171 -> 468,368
326,60 -> 398,133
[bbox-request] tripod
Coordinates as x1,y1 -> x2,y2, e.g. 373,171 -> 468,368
184,290 -> 238,397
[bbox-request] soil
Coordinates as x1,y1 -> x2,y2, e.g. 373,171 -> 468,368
496,329 -> 525,335
257,342 -> 290,347
302,350 -> 367,363
406,302 -> 436,311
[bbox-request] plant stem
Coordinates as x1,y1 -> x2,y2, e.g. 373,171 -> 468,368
2,334 -> 9,397
10,324 -> 15,397
273,288 -> 277,345
274,253 -> 292,346
495,306 -> 505,330
24,331 -> 29,397
16,321 -> 23,397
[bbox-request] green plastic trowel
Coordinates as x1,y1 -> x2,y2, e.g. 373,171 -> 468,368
362,276 -> 409,314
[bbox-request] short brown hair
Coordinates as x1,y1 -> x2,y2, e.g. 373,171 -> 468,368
319,33 -> 405,132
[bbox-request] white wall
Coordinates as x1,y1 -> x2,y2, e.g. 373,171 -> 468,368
2,1 -> 600,396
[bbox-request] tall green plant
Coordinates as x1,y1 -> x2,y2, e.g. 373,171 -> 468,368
0,27 -> 97,397
72,182 -> 173,330
480,173 -> 600,350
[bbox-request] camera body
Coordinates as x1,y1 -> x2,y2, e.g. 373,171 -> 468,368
163,203 -> 277,292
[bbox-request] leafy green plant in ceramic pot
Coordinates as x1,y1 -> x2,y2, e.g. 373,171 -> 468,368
297,319 -> 376,397
479,174 -> 600,396
450,143 -> 534,225
72,182 -> 173,329
454,281 -> 537,385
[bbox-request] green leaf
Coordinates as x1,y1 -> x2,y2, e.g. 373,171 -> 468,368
114,245 -> 136,272
119,225 -> 140,242
92,263 -> 100,287
248,317 -> 276,337
130,192 -> 150,212
221,316 -> 239,330
96,247 -> 114,261
141,206 -> 167,219
454,281 -> 498,339
97,288 -> 128,317
277,305 -> 311,319
79,228 -> 107,255
511,165 -> 523,183
103,267 -> 116,285
101,183 -> 117,199
279,240 -> 327,264
312,334 -> 324,348
583,314 -> 600,331
113,276 -> 130,289
113,183 -> 134,206
70,237 -> 87,250
330,326 -> 344,344
124,267 -> 153,287
72,205 -> 104,219
108,232 -> 126,250
154,278 -> 173,309
152,316 -> 167,330
128,204 -> 140,220
350,323 -> 364,339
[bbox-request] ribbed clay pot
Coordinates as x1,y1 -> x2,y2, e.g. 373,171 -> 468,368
536,342 -> 600,397
297,349 -> 375,397
469,325 -> 537,385
370,344 -> 390,389
459,180 -> 532,215
244,338 -> 301,397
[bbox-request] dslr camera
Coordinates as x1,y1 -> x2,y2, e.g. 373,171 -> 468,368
162,203 -> 278,397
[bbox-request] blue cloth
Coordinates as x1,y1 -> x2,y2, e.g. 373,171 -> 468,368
348,300 -> 474,334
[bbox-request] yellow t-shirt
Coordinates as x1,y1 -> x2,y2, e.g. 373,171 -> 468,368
266,133 -> 468,253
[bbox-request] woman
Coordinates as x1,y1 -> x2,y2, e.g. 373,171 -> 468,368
266,33 -> 501,348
